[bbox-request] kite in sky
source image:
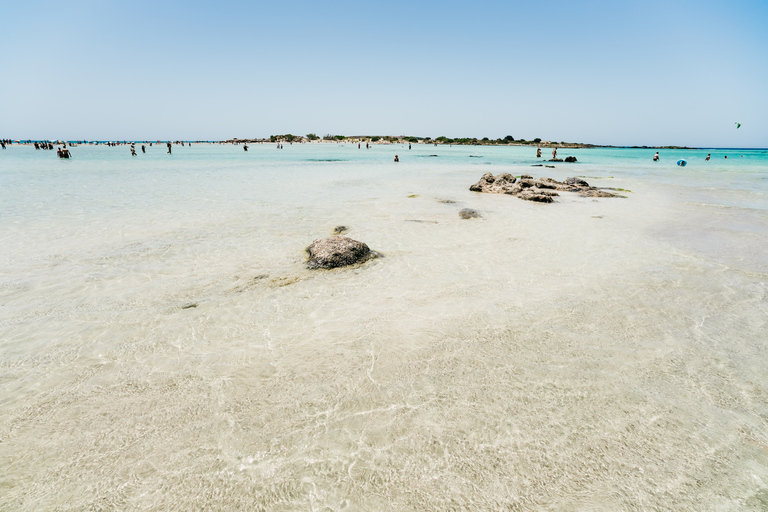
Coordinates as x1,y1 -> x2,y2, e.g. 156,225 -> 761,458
735,122 -> 742,129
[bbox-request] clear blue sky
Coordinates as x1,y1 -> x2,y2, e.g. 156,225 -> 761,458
2,0 -> 766,147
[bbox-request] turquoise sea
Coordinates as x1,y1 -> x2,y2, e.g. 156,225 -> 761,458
1,142 -> 767,510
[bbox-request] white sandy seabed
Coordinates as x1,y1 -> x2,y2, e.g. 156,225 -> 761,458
1,145 -> 768,510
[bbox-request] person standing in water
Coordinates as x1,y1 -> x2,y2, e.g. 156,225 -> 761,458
394,155 -> 399,162
131,145 -> 137,156
243,143 -> 248,151
706,154 -> 710,161
653,152 -> 659,161
167,142 -> 172,154
141,145 -> 146,153
408,143 -> 412,150
552,147 -> 557,159
536,147 -> 542,158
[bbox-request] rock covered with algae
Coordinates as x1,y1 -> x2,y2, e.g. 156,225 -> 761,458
306,236 -> 375,269
469,172 -> 620,202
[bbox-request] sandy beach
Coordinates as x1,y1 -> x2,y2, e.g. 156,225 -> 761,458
1,143 -> 767,510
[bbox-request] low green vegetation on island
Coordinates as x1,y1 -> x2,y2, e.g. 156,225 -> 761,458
229,134 -> 593,147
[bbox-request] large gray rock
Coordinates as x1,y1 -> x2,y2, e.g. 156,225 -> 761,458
306,236 -> 373,269
469,172 -> 517,194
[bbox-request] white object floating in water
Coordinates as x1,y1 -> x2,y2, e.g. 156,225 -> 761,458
677,159 -> 687,167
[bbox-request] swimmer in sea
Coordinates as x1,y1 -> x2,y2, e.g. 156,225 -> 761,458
167,142 -> 172,154
57,147 -> 63,158
394,155 -> 399,162
243,144 -> 248,151
141,145 -> 146,153
131,146 -> 137,156
536,147 -> 541,158
653,152 -> 659,161
706,154 -> 710,161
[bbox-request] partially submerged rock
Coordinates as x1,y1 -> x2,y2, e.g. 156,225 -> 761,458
564,156 -> 577,162
459,208 -> 481,219
564,177 -> 589,187
469,172 -> 516,194
469,173 -> 621,202
333,225 -> 348,234
306,236 -> 374,269
469,173 -> 555,203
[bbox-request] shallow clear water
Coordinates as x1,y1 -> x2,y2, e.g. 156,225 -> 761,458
1,143 -> 768,510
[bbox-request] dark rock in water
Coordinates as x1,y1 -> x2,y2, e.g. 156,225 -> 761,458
182,302 -> 198,309
531,178 -> 558,189
333,225 -> 348,235
459,208 -> 481,219
469,172 -> 517,193
564,156 -> 577,162
545,165 -> 555,168
578,189 -> 620,198
518,178 -> 535,188
549,158 -> 563,162
518,190 -> 555,203
306,236 -> 374,269
531,164 -> 543,167
565,177 -> 589,187
469,173 -> 621,203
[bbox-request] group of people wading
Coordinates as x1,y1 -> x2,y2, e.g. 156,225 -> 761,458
535,147 -> 556,158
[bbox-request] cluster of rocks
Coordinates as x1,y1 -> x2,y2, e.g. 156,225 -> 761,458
469,173 -> 619,203
303,171 -> 620,271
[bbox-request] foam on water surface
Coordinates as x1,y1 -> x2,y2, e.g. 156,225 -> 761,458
1,144 -> 768,510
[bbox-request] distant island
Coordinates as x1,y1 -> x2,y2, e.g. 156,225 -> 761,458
224,134 -> 697,150
1,136 -> 697,150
